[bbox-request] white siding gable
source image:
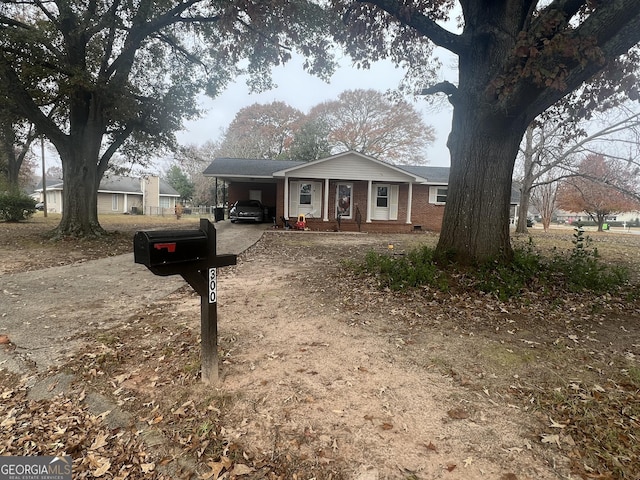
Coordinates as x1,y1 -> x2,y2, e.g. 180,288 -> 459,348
276,152 -> 419,182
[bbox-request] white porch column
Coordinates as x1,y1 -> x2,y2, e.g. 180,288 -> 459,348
283,177 -> 289,218
366,180 -> 372,223
406,182 -> 413,224
123,193 -> 129,213
323,178 -> 330,221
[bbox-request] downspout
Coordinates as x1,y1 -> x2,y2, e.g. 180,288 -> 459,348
283,176 -> 289,218
366,180 -> 372,223
406,182 -> 413,224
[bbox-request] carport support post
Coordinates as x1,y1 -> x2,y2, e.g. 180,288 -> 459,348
201,218 -> 218,384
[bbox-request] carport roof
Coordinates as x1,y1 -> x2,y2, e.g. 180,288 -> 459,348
203,158 -> 304,178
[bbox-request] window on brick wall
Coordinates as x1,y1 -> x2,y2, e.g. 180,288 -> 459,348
429,186 -> 447,205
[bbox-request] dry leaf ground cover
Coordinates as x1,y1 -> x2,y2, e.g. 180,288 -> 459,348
1,214 -> 639,479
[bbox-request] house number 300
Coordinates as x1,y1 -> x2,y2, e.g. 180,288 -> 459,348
208,268 -> 217,304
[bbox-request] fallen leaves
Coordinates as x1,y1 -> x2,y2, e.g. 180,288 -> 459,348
199,457 -> 255,479
0,381 -> 161,479
540,433 -> 561,448
90,432 -> 109,450
91,457 -> 111,477
447,407 -> 470,420
535,378 -> 640,478
2,227 -> 640,480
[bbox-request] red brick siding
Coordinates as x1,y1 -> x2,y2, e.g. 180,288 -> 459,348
228,180 -> 446,233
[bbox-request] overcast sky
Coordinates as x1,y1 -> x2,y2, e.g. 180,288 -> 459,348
40,52 -> 457,173
175,52 -> 456,168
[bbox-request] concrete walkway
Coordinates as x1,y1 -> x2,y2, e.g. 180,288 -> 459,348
0,221 -> 268,375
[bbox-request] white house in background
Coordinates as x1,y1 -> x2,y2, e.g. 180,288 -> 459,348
554,209 -> 640,225
33,175 -> 180,215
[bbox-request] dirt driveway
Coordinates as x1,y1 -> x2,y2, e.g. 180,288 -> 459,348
1,217 -> 639,479
0,219 -> 265,374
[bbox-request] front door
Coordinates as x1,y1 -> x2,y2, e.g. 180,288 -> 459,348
371,184 -> 399,221
289,181 -> 321,217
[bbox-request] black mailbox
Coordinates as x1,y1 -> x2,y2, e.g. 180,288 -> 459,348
133,219 -> 236,384
134,229 -> 209,268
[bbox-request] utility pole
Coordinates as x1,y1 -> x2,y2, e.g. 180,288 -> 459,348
41,137 -> 47,218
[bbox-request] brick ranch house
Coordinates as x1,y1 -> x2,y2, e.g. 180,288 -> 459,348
204,151 -> 521,233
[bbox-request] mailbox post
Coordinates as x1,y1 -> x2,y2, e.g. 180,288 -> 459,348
134,219 -> 236,384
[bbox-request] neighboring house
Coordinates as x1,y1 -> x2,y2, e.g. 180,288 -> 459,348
554,209 -> 640,225
33,175 -> 180,215
204,151 -> 521,233
31,176 -> 64,212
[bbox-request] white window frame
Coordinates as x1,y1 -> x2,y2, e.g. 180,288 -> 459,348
429,186 -> 448,205
376,185 -> 389,208
111,194 -> 119,211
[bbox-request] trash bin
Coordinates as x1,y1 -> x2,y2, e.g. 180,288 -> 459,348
131,206 -> 138,215
214,207 -> 224,221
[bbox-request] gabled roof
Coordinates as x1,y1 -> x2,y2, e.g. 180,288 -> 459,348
99,175 -> 144,194
271,151 -> 429,183
34,177 -> 64,190
34,175 -> 180,197
204,152 -> 448,184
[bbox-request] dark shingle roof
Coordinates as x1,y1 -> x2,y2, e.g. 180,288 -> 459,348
204,157 -> 452,183
203,158 -> 305,177
34,177 -> 64,190
33,175 -> 180,197
398,165 -> 450,184
99,175 -> 142,193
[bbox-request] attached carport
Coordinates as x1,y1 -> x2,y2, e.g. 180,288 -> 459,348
203,158 -> 304,220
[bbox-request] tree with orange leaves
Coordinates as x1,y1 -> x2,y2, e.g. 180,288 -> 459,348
557,154 -> 640,231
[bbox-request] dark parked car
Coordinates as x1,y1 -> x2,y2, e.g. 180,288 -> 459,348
229,200 -> 266,223
35,202 -> 45,211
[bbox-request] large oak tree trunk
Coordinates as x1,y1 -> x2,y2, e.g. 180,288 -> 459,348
53,91 -> 107,238
56,145 -> 103,237
433,6 -> 530,265
436,105 -> 526,264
